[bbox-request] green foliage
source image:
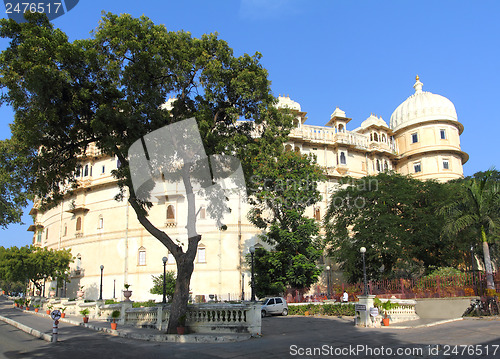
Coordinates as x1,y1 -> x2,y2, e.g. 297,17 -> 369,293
0,245 -> 73,293
132,300 -> 157,308
287,303 -> 355,316
439,169 -> 500,290
111,310 -> 120,320
247,150 -> 324,297
426,267 -> 462,278
104,299 -> 118,305
149,271 -> 176,301
79,308 -> 89,317
324,172 -> 466,282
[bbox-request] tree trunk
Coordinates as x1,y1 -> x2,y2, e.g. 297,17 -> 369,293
166,254 -> 194,334
481,227 -> 495,290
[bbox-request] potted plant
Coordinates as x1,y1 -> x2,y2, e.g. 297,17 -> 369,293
176,314 -> 186,335
49,287 -> 56,298
110,310 -> 120,330
60,307 -> 67,318
34,304 -> 40,313
46,304 -> 53,315
123,284 -> 132,301
77,286 -> 85,299
379,300 -> 399,326
80,308 -> 90,323
25,299 -> 31,310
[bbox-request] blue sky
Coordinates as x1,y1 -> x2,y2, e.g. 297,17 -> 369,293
1,0 -> 499,248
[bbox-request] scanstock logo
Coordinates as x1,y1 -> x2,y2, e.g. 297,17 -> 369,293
4,0 -> 79,22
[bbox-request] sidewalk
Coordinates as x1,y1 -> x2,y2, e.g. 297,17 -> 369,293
0,297 -> 250,343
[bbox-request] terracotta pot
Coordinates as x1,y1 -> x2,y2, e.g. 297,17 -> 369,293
382,317 -> 390,326
26,307 -> 30,311
14,303 -> 18,307
35,308 -> 39,313
46,310 -> 51,315
61,313 -> 66,318
111,322 -> 117,330
176,326 -> 185,335
123,290 -> 132,301
83,317 -> 89,323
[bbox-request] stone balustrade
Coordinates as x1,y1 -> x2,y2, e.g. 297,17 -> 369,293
379,298 -> 419,323
31,297 -> 261,335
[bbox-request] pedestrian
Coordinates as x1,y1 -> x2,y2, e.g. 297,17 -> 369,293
342,290 -> 348,302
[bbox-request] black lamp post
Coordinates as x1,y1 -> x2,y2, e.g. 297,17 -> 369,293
326,266 -> 331,299
43,274 -> 47,297
162,256 -> 168,304
113,279 -> 116,299
99,265 -> 104,300
471,245 -> 477,295
360,247 -> 368,296
250,246 -> 256,301
241,273 -> 245,301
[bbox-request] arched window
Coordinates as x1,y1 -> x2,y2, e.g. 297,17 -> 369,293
370,133 -> 373,141
98,215 -> 103,229
338,124 -> 344,132
166,205 -> 175,220
384,161 -> 388,171
76,217 -> 82,231
84,164 -> 89,177
197,244 -> 206,263
294,146 -> 300,153
63,223 -> 67,236
376,160 -> 381,172
76,254 -> 82,270
138,246 -> 146,266
45,228 -> 49,241
285,144 -> 292,152
37,230 -> 42,243
340,152 -> 346,165
373,133 -> 379,142
314,208 -> 321,221
382,134 -> 387,142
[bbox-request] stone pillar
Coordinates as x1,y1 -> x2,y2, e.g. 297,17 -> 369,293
120,301 -> 133,325
355,295 -> 376,327
246,302 -> 262,335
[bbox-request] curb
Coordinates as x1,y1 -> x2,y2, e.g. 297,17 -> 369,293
0,314 -> 52,342
386,317 -> 464,329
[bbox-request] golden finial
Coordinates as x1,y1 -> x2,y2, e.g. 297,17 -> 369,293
416,75 -> 420,81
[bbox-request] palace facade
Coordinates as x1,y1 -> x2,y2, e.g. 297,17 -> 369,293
29,77 -> 468,301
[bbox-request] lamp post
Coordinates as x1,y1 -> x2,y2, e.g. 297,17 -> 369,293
326,266 -> 331,299
241,273 -> 245,301
113,279 -> 116,299
471,245 -> 477,296
64,270 -> 69,297
162,256 -> 168,304
43,274 -> 47,297
360,247 -> 368,296
99,265 -> 104,300
250,246 -> 256,301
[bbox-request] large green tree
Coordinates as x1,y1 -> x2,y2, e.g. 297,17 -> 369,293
0,13 -> 290,333
0,245 -> 73,294
440,170 -> 500,290
324,172 -> 466,282
149,271 -> 176,302
247,149 -> 324,297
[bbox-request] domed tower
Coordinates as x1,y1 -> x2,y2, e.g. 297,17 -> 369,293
390,76 -> 468,181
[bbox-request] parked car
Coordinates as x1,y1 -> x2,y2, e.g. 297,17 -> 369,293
261,297 -> 288,317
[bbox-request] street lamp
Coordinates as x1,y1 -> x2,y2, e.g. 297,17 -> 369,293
162,256 -> 168,304
64,270 -> 69,297
326,266 -> 331,299
241,273 -> 245,301
249,246 -> 256,301
360,247 -> 368,296
43,274 -> 47,297
471,245 -> 477,295
99,265 -> 104,300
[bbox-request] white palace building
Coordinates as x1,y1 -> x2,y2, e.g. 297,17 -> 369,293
28,77 -> 468,301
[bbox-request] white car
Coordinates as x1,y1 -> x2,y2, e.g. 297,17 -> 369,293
261,297 -> 288,317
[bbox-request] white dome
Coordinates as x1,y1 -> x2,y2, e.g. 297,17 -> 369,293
361,114 -> 388,129
276,95 -> 301,111
390,77 -> 458,133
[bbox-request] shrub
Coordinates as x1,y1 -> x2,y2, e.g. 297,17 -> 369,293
288,303 -> 355,316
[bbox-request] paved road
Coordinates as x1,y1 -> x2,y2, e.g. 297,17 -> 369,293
1,305 -> 499,358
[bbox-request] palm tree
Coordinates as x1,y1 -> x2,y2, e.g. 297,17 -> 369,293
440,170 -> 500,290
